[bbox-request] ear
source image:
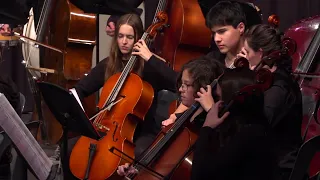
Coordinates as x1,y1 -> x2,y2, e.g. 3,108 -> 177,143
237,22 -> 245,35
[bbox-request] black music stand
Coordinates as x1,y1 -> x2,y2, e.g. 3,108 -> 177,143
37,82 -> 101,168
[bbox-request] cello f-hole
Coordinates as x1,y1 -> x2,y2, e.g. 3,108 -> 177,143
113,121 -> 119,142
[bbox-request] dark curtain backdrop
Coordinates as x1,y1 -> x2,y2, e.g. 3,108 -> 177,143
254,0 -> 320,32
1,0 -> 320,112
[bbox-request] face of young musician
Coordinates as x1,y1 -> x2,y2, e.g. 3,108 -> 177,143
179,69 -> 196,107
211,23 -> 245,54
117,24 -> 135,55
243,40 -> 263,69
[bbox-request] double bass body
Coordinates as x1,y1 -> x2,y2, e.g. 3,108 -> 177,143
284,15 -> 320,178
23,0 -> 97,144
154,0 -> 212,71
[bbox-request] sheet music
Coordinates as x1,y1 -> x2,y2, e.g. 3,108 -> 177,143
0,93 -> 53,180
69,88 -> 85,112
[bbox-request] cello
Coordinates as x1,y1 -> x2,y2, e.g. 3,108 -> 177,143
284,15 -> 320,178
69,18 -> 169,180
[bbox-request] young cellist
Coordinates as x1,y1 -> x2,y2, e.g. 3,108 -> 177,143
64,13 -> 177,179
117,56 -> 225,177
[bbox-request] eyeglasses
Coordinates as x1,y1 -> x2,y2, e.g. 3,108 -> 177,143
180,83 -> 193,91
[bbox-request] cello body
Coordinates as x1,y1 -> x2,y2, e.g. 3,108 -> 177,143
132,122 -> 198,180
155,0 -> 211,71
284,15 -> 320,178
69,73 -> 154,179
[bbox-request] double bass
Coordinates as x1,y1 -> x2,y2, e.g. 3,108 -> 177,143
21,0 -> 97,144
284,15 -> 320,178
153,0 -> 212,72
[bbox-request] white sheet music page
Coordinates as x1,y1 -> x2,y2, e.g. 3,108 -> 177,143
0,93 -> 52,180
69,88 -> 85,112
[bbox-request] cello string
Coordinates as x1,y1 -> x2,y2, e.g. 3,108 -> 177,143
95,33 -> 149,124
101,32 -> 148,109
126,104 -> 198,179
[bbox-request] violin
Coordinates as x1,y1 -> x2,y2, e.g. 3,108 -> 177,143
69,17 -> 168,180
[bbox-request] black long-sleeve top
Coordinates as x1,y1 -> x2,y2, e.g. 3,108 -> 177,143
191,125 -> 277,180
206,50 -> 302,169
74,55 -> 177,135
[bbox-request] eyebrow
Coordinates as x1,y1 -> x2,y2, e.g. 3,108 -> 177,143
118,33 -> 134,36
182,80 -> 192,84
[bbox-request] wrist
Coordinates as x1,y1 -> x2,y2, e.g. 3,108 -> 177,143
145,54 -> 153,61
204,104 -> 212,112
170,113 -> 177,119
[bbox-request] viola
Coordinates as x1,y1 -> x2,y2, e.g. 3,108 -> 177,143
69,18 -> 168,180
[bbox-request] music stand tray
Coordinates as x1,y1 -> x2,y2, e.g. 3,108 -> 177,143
37,82 -> 101,165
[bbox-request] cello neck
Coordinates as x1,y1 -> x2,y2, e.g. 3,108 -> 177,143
35,0 -> 56,42
133,79 -> 218,167
151,0 -> 168,25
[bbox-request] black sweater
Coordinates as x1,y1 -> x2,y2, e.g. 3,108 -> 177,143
74,55 -> 177,135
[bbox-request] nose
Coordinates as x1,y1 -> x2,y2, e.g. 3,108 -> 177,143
214,34 -> 222,43
122,37 -> 128,44
178,85 -> 184,93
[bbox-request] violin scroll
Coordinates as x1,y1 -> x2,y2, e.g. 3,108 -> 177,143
254,68 -> 273,91
259,37 -> 297,69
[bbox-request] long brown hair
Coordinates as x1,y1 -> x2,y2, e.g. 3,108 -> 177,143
105,13 -> 144,80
